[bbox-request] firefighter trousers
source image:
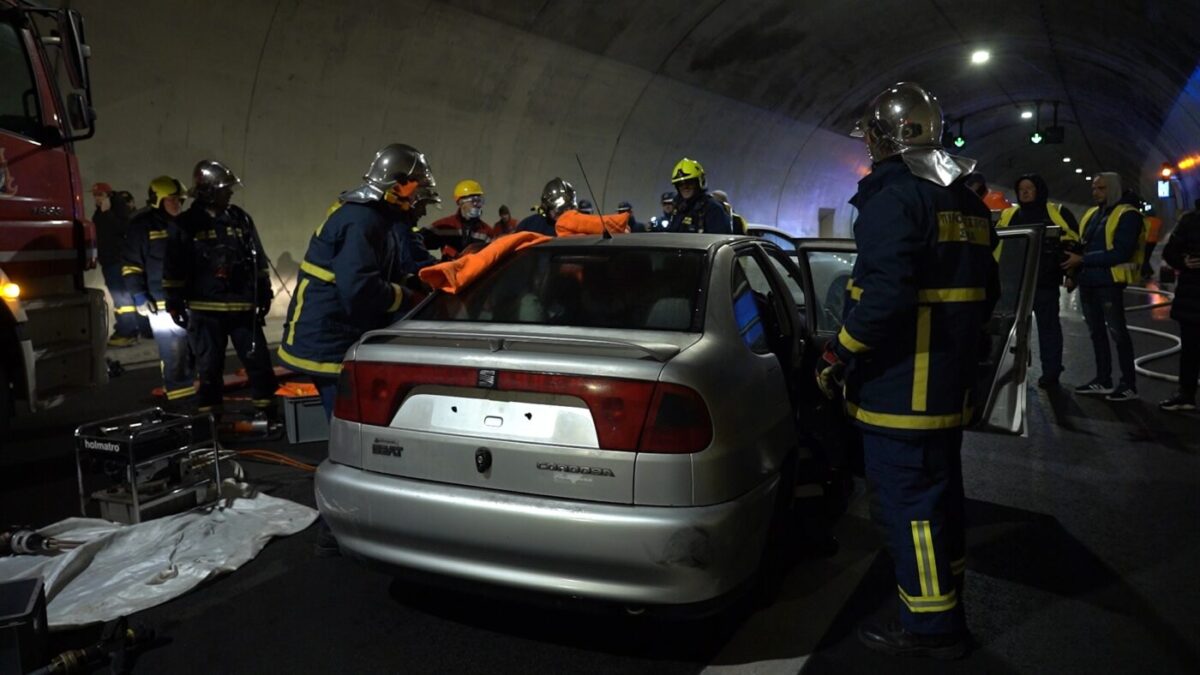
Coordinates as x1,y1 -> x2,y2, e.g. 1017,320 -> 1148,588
862,429 -> 966,635
148,310 -> 195,402
188,310 -> 278,414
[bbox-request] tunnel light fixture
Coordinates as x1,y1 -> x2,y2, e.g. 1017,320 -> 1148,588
1021,111 -> 1034,120
1085,175 -> 1093,181
971,49 -> 990,64
1062,157 -> 1071,163
1160,163 -> 1174,179
1075,168 -> 1083,174
0,282 -> 19,300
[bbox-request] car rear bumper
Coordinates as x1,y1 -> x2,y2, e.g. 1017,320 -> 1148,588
316,460 -> 777,606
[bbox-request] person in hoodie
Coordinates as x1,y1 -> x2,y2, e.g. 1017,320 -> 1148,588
995,174 -> 1079,388
666,158 -> 733,234
1062,172 -> 1146,401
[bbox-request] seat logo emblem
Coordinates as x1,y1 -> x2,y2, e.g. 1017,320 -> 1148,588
478,369 -> 496,388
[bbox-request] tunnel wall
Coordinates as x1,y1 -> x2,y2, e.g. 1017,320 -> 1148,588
73,0 -> 869,309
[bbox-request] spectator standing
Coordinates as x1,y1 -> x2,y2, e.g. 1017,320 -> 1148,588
493,205 -> 518,236
1062,172 -> 1146,401
1159,200 -> 1200,411
995,174 -> 1079,388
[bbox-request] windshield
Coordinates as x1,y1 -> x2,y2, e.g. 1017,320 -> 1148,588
417,246 -> 708,332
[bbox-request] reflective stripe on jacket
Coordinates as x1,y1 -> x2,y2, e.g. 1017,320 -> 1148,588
277,201 -> 410,375
1077,204 -> 1145,286
838,157 -> 1000,437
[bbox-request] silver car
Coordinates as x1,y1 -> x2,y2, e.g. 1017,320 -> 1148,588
316,229 -> 1043,608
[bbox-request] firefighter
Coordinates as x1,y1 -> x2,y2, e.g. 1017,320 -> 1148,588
515,178 -> 577,237
122,176 -> 195,405
278,143 -> 436,417
164,160 -> 277,421
711,189 -> 749,234
420,179 -> 492,260
666,158 -> 733,234
815,82 -> 998,659
92,182 -> 142,346
649,191 -> 676,230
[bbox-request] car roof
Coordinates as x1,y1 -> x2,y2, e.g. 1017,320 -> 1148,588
535,233 -> 751,252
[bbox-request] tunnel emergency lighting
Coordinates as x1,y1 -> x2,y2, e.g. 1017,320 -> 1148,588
1030,132 -> 1043,144
1,282 -> 19,300
971,50 -> 990,64
1062,157 -> 1071,163
954,136 -> 966,148
1021,111 -> 1034,120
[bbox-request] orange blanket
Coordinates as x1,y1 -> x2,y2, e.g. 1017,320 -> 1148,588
554,210 -> 630,237
418,231 -> 550,294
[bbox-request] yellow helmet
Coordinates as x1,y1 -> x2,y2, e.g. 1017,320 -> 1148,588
147,175 -> 186,208
671,158 -> 706,189
453,179 -> 484,201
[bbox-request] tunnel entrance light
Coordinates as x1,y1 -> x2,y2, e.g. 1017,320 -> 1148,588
971,50 -> 990,64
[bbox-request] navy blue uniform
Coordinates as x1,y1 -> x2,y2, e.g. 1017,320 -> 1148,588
836,156 -> 999,636
279,201 -> 426,414
122,207 -> 195,402
515,211 -> 556,237
165,203 -> 277,414
666,192 -> 733,234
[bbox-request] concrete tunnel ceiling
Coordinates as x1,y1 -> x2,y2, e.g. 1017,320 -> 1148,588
72,0 -> 1200,280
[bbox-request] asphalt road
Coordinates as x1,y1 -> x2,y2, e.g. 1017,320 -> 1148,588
2,288 -> 1197,674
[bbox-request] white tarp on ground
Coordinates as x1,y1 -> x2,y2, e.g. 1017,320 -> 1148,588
0,491 -> 317,629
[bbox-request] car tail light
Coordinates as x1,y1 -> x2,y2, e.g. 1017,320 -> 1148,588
638,383 -> 713,453
497,372 -> 656,451
335,362 -> 711,453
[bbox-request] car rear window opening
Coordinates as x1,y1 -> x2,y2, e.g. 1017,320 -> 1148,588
416,247 -> 707,331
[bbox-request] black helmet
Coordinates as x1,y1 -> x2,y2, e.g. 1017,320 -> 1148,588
540,178 -> 577,219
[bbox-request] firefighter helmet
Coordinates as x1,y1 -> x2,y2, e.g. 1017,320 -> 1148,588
190,160 -> 240,200
540,178 -> 576,219
343,143 -> 436,204
851,82 -> 975,186
148,175 -> 186,208
671,158 -> 706,189
453,180 -> 484,201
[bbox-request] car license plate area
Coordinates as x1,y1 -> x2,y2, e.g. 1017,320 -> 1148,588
391,388 -> 600,448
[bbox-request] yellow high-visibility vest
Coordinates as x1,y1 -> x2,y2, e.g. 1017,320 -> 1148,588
1077,204 -> 1147,285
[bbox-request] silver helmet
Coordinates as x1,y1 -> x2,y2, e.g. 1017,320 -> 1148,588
342,143 -> 436,204
851,82 -> 975,186
191,159 -> 241,200
540,178 -> 576,220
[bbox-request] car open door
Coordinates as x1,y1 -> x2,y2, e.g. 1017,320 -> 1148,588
792,229 -> 1043,436
973,224 -> 1044,434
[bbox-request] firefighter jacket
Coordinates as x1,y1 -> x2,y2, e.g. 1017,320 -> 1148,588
421,211 -> 493,259
164,204 -> 271,313
277,201 -> 419,376
516,211 -> 557,237
94,198 -> 132,267
120,207 -> 178,302
666,192 -> 733,234
1076,204 -> 1144,287
836,157 -> 1000,437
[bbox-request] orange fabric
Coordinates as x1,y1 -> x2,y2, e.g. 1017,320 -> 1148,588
419,231 -> 550,294
983,190 -> 1011,211
277,381 -> 320,398
554,210 -> 631,237
1146,216 -> 1163,243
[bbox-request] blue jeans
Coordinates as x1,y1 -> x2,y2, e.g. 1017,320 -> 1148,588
101,263 -> 149,337
1079,285 -> 1137,389
863,430 -> 966,635
1032,286 -> 1064,379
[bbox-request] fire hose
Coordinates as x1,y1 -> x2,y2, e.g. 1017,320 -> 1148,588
1125,286 -> 1181,383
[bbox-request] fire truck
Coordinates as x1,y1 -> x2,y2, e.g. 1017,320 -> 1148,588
0,1 -> 104,436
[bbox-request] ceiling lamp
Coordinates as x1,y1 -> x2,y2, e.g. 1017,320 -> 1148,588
971,50 -> 990,64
